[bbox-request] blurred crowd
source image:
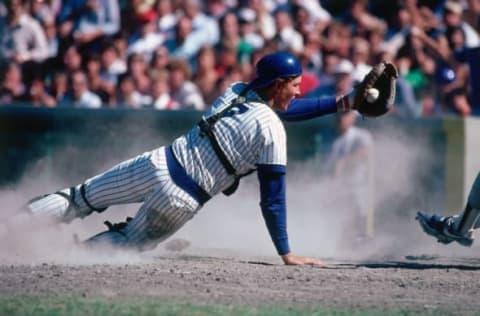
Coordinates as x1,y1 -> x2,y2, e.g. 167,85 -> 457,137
0,0 -> 479,117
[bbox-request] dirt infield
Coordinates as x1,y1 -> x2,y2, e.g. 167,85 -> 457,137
1,253 -> 480,315
2,164 -> 480,315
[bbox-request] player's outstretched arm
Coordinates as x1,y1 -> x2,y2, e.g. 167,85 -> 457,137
257,165 -> 325,266
278,97 -> 338,121
278,62 -> 398,121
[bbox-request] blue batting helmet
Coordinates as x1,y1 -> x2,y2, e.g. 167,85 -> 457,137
248,51 -> 302,90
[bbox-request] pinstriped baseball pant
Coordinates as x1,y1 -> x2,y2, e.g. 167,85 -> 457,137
28,146 -> 202,250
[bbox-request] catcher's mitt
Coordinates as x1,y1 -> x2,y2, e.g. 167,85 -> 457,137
353,62 -> 398,117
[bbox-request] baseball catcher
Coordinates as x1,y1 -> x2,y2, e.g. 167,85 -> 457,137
17,52 -> 397,266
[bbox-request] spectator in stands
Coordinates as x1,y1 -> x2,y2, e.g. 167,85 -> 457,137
305,57 -> 357,100
26,76 -> 57,107
0,0 -> 49,65
333,58 -> 355,96
297,32 -> 322,97
366,26 -> 387,64
214,43 -> 240,78
127,8 -> 165,63
407,20 -> 471,117
205,0 -> 231,19
299,32 -> 323,76
373,42 -> 420,118
56,0 -> 88,41
446,25 -> 467,52
248,0 -> 276,41
350,37 -> 372,83
32,10 -> 59,77
62,44 -> 83,75
464,0 -> 480,31
292,0 -> 331,37
273,8 -> 303,55
100,41 -> 127,86
442,0 -> 480,49
192,46 -> 219,104
72,0 -> 120,52
217,11 -> 243,60
238,7 -> 264,52
0,62 -> 27,104
344,0 -> 387,38
127,53 -> 151,98
444,87 -> 472,117
41,16 -> 59,60
113,32 -> 129,61
323,21 -> 353,59
150,70 -> 178,110
453,46 -> 480,116
155,0 -> 178,39
27,0 -> 56,24
312,49 -> 340,91
150,45 -> 170,71
62,70 -> 102,108
48,71 -> 68,103
167,58 -> 205,110
116,73 -> 145,109
85,54 -> 112,105
164,15 -> 197,63
182,0 -> 219,47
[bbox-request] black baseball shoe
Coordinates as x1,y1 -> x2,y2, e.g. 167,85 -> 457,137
416,211 -> 474,247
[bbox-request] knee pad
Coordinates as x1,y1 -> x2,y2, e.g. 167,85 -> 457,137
26,187 -> 80,223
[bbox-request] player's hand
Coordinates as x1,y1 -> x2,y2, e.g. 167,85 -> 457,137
281,253 -> 326,266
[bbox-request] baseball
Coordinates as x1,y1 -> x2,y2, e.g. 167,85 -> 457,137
366,88 -> 380,103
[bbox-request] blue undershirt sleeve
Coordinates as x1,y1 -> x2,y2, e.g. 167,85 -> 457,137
277,96 -> 337,121
257,164 -> 290,255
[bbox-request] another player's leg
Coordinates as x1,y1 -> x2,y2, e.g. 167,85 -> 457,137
23,151 -> 161,223
417,172 -> 480,246
454,172 -> 480,234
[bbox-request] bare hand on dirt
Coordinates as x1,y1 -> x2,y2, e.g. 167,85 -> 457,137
281,253 -> 326,266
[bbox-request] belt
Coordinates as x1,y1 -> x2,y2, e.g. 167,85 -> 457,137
165,146 -> 211,205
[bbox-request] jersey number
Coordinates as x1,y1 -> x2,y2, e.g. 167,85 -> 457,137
224,104 -> 249,118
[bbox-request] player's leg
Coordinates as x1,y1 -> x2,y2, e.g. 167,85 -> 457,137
84,150 -> 201,251
417,172 -> 480,246
25,150 -> 162,223
453,171 -> 480,233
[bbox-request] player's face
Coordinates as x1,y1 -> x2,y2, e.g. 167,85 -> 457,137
271,76 -> 302,111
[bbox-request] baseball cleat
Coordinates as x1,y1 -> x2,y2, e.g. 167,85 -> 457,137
416,211 -> 474,247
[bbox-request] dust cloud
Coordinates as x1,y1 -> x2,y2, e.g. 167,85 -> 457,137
0,119 -> 478,265
179,121 -> 479,261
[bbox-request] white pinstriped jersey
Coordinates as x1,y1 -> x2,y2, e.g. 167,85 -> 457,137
171,82 -> 287,196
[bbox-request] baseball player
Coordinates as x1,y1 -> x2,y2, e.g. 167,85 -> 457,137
20,52 -> 397,265
417,171 -> 480,247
